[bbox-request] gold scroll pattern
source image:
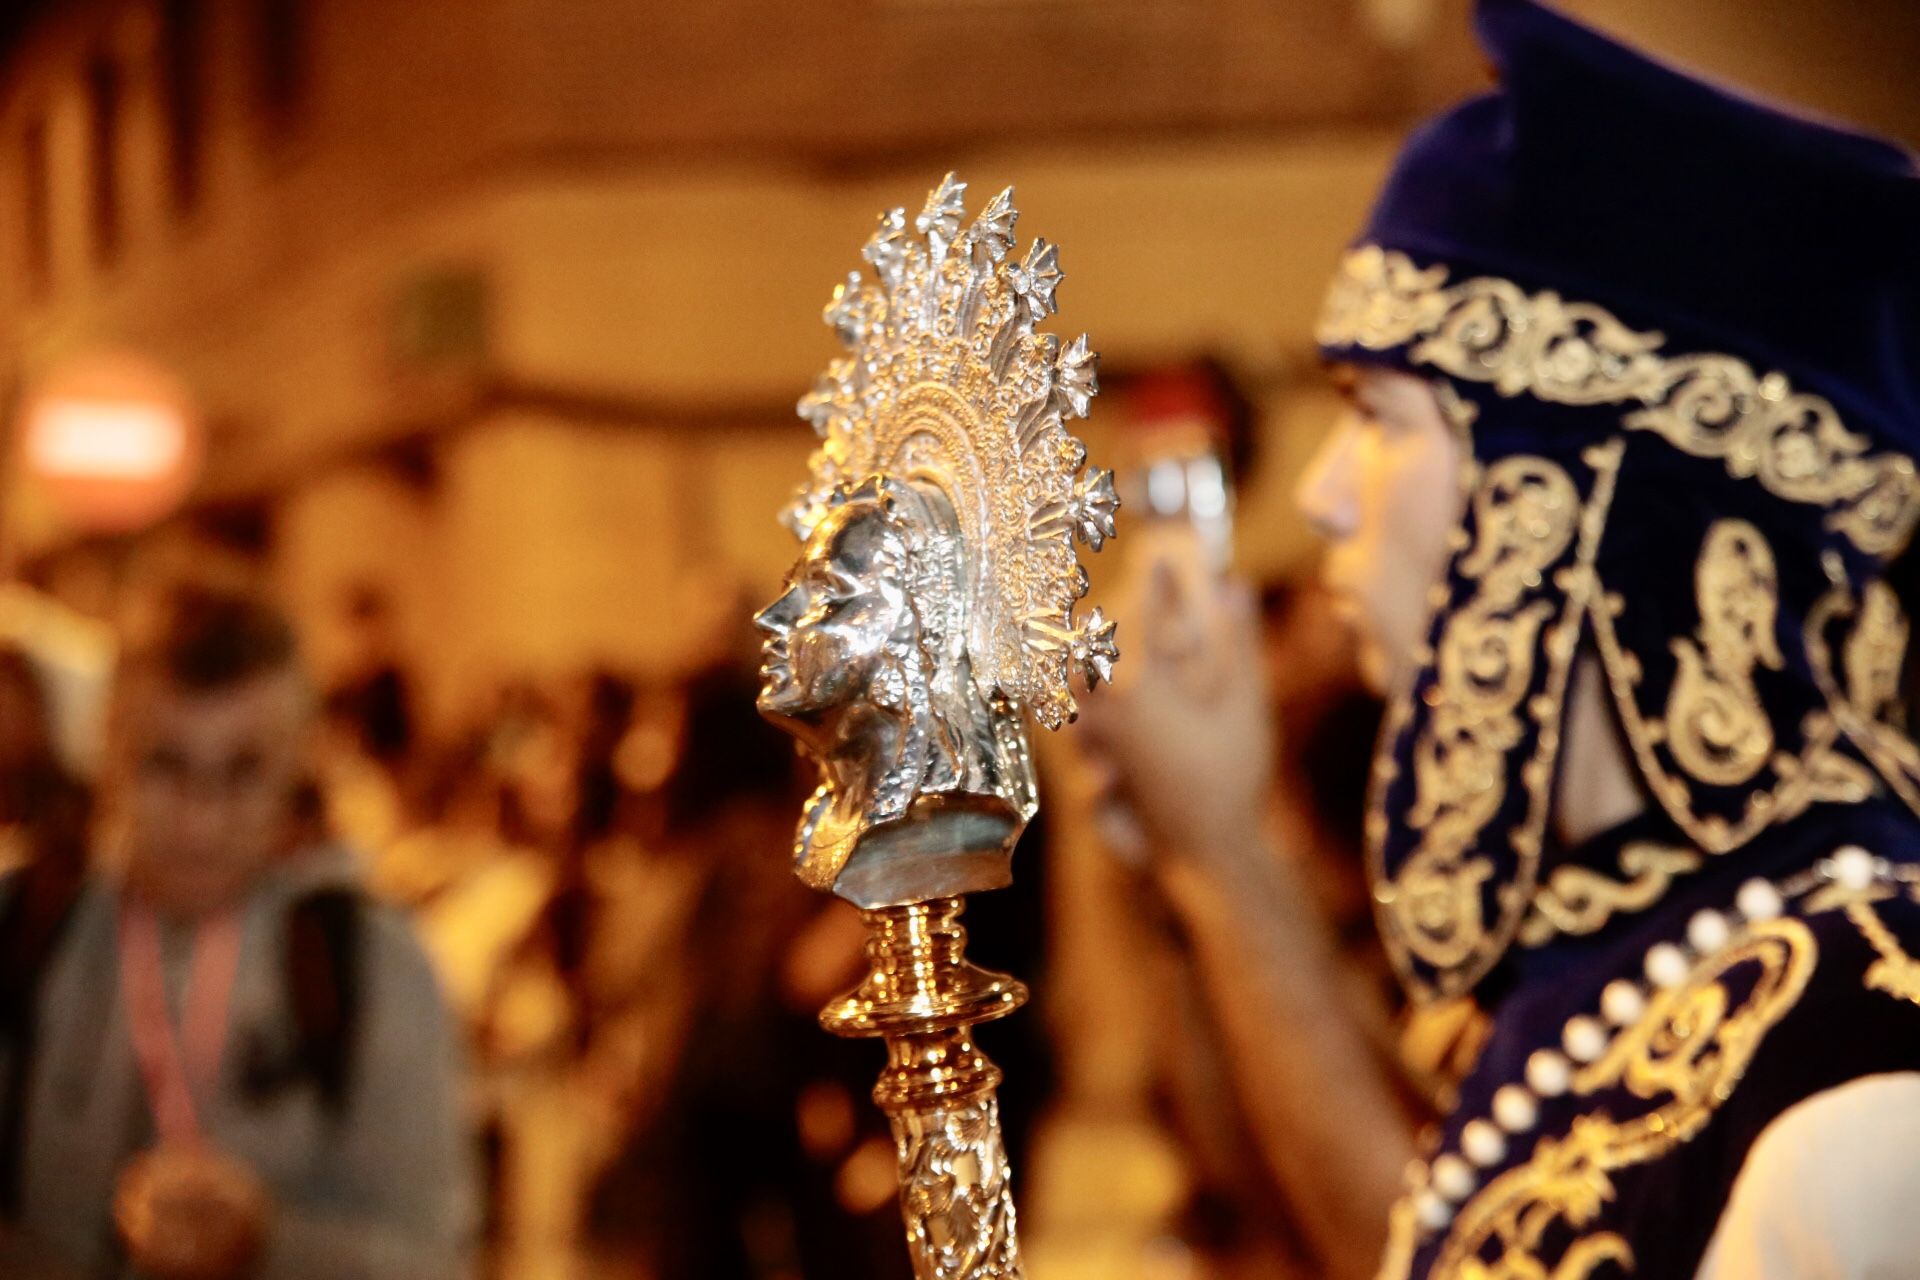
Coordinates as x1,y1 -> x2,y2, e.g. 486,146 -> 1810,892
1380,918 -> 1817,1280
1847,900 -> 1920,1008
894,1097 -> 1021,1280
1376,440 -> 1623,994
1662,520 -> 1784,787
1517,724 -> 1878,947
1515,725 -> 1879,947
1589,535 -> 1870,855
1318,246 -> 1920,557
1805,578 -> 1920,820
1516,843 -> 1703,947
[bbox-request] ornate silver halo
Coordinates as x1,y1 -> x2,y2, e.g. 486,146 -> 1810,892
788,173 -> 1119,729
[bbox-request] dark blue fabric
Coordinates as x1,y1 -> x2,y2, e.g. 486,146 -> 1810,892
1358,0 -> 1920,449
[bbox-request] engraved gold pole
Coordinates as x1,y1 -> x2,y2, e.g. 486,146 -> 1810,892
820,897 -> 1027,1279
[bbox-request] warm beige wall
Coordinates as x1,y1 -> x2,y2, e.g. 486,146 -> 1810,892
492,135 -> 1400,403
8,0 -> 1917,698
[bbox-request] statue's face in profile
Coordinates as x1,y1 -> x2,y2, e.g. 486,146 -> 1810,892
755,481 -> 1037,906
755,499 -> 910,733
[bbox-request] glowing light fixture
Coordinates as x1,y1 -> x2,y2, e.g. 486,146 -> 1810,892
18,350 -> 203,533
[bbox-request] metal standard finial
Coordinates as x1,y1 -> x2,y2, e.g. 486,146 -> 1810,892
756,174 -> 1120,1280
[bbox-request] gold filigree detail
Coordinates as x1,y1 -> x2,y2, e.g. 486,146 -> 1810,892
1663,520 -> 1784,787
1423,918 -> 1817,1280
894,1096 -> 1022,1278
1590,579 -> 1844,853
1319,247 -> 1920,557
1376,441 -> 1622,992
1806,581 -> 1920,819
1514,728 -> 1870,947
1774,745 -> 1879,824
1845,581 -> 1909,725
794,175 -> 1116,728
1517,843 -> 1704,947
1847,901 -> 1920,1007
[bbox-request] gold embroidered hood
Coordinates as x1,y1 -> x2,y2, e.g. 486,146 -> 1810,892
1316,0 -> 1920,1004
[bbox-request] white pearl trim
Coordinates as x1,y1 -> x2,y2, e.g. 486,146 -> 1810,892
1562,1015 -> 1608,1064
1600,979 -> 1644,1027
1686,909 -> 1731,954
1431,1153 -> 1475,1202
1526,1049 -> 1571,1097
1832,845 -> 1877,893
1644,942 -> 1690,990
1461,1119 -> 1507,1168
1414,1188 -> 1453,1231
1492,1084 -> 1538,1134
1736,878 -> 1783,922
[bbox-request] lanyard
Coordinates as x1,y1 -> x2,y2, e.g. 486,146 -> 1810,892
117,902 -> 244,1146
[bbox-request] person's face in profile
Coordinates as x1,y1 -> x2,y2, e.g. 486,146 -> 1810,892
117,668 -> 312,918
1295,365 -> 1463,696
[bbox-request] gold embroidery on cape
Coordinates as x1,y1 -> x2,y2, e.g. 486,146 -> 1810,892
1663,520 -> 1784,787
1806,579 -> 1920,819
1517,843 -> 1703,947
1590,579 -> 1849,853
1422,918 -> 1817,1280
1374,439 -> 1623,996
1318,247 -> 1920,556
1517,734 -> 1872,948
1846,901 -> 1920,1007
1845,581 -> 1909,725
1365,385 -> 1481,980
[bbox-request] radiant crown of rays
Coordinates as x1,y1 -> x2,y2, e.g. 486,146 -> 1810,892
788,173 -> 1120,728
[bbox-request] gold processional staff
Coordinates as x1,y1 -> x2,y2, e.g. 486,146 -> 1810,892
754,173 -> 1120,1279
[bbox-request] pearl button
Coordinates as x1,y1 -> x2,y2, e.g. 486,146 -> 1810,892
1645,942 -> 1690,989
1462,1118 -> 1507,1168
1492,1084 -> 1538,1133
1431,1153 -> 1475,1202
1736,878 -> 1783,922
1687,909 -> 1731,954
1832,845 -> 1876,892
1414,1188 -> 1453,1231
1526,1049 -> 1571,1097
1562,1015 -> 1608,1064
1600,979 -> 1645,1027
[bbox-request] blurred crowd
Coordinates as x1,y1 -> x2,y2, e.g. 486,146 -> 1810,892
290,586 -> 923,1279
0,355 -> 1430,1280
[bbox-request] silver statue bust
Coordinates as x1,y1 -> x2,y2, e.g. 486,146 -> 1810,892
753,172 -> 1117,909
757,476 -> 1036,907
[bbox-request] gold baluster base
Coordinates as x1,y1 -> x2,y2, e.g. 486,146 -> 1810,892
821,897 -> 1028,1280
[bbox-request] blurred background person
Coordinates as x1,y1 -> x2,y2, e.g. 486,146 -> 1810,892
0,585 -> 475,1279
1058,360 -> 1418,1280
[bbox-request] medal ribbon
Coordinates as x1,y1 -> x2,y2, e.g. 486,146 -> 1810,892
117,902 -> 244,1146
